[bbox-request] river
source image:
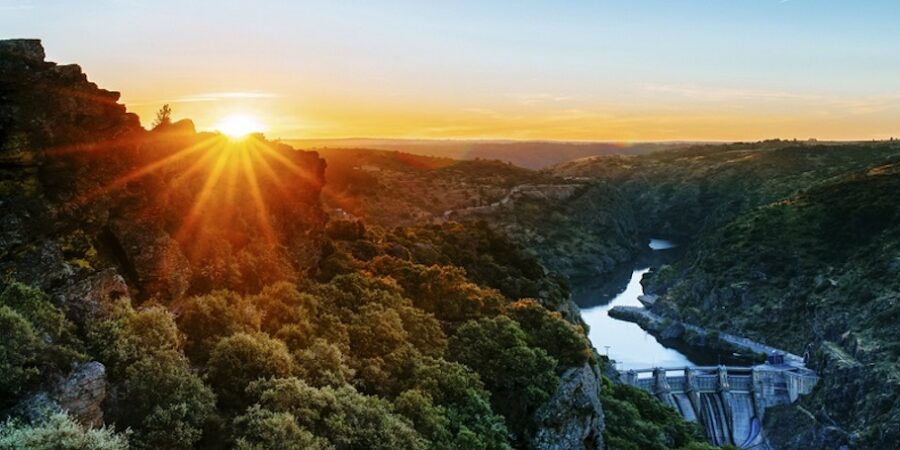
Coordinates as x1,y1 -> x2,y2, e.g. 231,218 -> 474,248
573,239 -> 750,370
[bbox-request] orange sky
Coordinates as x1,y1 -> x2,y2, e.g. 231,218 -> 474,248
5,1 -> 900,142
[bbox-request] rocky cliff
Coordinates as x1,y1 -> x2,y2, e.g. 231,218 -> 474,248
1,39 -> 328,426
0,39 -> 328,302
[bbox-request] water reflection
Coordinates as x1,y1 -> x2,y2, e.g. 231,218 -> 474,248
575,239 -> 750,370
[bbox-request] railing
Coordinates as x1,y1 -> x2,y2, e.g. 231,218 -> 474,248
694,375 -> 718,391
668,376 -> 686,392
728,375 -> 753,392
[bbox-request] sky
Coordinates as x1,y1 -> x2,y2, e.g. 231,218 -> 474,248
2,0 -> 899,141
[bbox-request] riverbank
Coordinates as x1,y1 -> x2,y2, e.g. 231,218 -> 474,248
608,306 -> 805,368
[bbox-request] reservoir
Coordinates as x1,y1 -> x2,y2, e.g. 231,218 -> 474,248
574,239 -> 749,370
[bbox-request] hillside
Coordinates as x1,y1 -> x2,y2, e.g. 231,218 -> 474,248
552,140 -> 900,239
0,40 -> 723,450
319,147 -> 553,226
321,148 -> 642,280
641,163 -> 900,449
291,138 -> 688,170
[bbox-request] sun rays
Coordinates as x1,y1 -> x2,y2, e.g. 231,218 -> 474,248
215,114 -> 265,139
71,130 -> 319,262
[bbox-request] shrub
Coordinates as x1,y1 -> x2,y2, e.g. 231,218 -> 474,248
506,299 -> 592,369
0,284 -> 82,408
0,412 -> 128,450
206,333 -> 294,411
447,316 -> 558,432
241,377 -> 426,450
113,350 -> 215,450
234,407 -> 332,450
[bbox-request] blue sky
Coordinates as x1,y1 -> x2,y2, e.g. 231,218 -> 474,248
2,0 -> 899,140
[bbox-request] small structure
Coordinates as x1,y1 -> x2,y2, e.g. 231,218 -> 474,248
766,352 -> 785,366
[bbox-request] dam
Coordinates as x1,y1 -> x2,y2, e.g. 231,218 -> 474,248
619,359 -> 818,449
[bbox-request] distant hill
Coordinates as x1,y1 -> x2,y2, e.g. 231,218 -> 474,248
287,138 -> 693,169
318,147 -> 554,226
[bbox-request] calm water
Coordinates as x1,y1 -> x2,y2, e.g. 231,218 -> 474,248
574,239 -> 748,370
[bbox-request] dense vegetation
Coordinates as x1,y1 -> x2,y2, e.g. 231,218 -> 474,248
642,162 -> 900,449
552,140 -> 900,239
0,215 -> 601,449
319,148 -> 554,226
600,377 -> 737,450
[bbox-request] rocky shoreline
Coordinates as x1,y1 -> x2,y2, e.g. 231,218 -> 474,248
608,305 -> 803,367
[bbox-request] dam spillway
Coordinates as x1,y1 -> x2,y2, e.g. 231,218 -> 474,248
619,363 -> 818,449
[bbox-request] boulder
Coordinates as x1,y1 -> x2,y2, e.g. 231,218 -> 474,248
660,322 -> 686,340
15,362 -> 108,427
52,362 -> 107,427
529,363 -> 604,450
109,220 -> 191,300
637,293 -> 658,307
0,39 -> 45,62
54,268 -> 130,324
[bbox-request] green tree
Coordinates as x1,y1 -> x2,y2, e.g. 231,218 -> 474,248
114,351 -> 215,450
409,357 -> 510,448
294,339 -> 355,388
0,412 -> 128,450
241,377 -> 426,450
601,377 -> 714,450
447,316 -> 558,433
234,407 -> 332,450
506,299 -> 592,369
152,104 -> 172,129
0,284 -> 82,408
206,332 -> 294,411
177,291 -> 261,362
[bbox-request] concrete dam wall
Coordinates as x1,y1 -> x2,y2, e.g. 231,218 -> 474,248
620,365 -> 818,449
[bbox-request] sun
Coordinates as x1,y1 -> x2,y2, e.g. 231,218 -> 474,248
215,113 -> 265,139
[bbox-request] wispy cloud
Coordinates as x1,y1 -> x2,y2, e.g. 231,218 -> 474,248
640,83 -> 900,115
174,91 -> 281,103
641,83 -> 821,102
128,91 -> 280,106
505,93 -> 572,105
0,3 -> 34,11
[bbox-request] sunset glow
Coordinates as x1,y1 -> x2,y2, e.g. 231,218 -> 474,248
5,1 -> 899,141
215,114 -> 265,139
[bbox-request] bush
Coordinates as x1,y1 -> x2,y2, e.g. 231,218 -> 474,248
0,284 -> 82,408
113,351 -> 215,450
447,316 -> 558,432
206,333 -> 294,411
0,412 -> 128,450
240,377 -> 426,450
506,299 -> 592,369
234,407 -> 331,450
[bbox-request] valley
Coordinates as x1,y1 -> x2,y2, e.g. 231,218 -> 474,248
1,38 -> 898,450
319,137 -> 900,450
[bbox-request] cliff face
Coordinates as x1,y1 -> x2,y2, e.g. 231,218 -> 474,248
0,39 -> 327,301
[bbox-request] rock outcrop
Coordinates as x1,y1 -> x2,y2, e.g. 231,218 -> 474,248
530,363 -> 604,450
16,362 -> 108,427
54,268 -> 129,324
0,39 -> 328,301
52,362 -> 108,426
